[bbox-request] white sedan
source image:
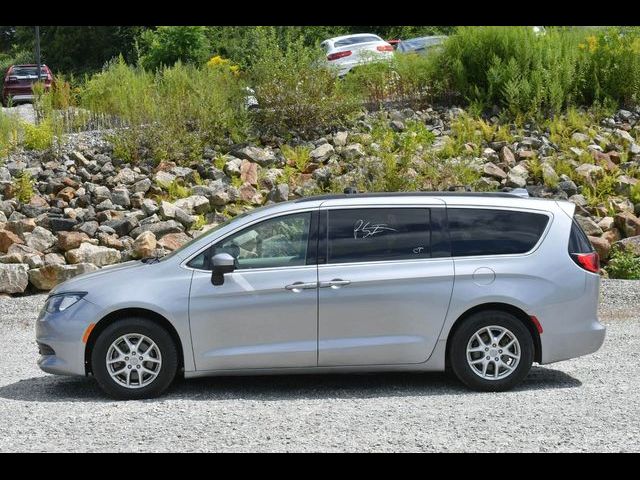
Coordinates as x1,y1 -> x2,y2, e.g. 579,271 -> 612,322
321,33 -> 394,77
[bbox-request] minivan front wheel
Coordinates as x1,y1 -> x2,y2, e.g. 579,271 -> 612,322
449,311 -> 534,392
91,318 -> 178,400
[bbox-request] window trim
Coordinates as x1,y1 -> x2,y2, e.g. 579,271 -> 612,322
445,205 -> 554,260
181,207 -> 319,273
322,205 -> 438,266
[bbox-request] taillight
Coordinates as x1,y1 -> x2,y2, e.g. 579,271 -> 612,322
327,50 -> 352,61
376,45 -> 394,52
572,252 -> 600,273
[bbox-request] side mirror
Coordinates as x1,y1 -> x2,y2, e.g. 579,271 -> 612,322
211,253 -> 236,286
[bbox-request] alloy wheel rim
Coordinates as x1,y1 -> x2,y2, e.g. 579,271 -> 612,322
106,333 -> 162,389
466,326 -> 520,381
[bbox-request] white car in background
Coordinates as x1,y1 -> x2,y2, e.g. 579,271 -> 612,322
321,34 -> 394,77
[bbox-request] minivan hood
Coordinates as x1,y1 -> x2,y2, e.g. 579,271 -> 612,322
50,260 -> 149,296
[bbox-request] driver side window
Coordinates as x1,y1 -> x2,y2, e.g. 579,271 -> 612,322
188,212 -> 312,271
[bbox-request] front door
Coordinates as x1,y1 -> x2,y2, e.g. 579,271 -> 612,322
188,210 -> 319,371
318,206 -> 454,366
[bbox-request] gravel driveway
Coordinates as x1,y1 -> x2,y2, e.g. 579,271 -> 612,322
1,279 -> 639,452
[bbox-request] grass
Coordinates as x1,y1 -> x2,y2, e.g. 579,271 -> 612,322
281,144 -> 311,172
157,179 -> 191,201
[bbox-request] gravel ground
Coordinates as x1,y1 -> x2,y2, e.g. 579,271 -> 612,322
0,279 -> 639,452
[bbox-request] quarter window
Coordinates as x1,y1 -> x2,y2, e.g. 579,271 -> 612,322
327,208 -> 431,264
447,208 -> 549,257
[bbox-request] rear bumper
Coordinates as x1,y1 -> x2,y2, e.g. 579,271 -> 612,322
540,317 -> 606,364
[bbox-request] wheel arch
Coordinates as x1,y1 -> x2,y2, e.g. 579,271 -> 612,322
84,308 -> 184,375
444,302 -> 542,367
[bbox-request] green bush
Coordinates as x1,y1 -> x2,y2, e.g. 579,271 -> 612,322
249,27 -> 360,139
437,26 -> 587,118
22,120 -> 54,150
0,110 -> 20,157
13,170 -> 35,203
80,57 -> 249,163
607,248 -> 640,280
343,51 -> 444,109
575,28 -> 640,107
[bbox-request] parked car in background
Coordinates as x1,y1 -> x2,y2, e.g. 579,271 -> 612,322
397,36 -> 448,55
386,38 -> 401,49
321,34 -> 394,77
2,64 -> 52,106
532,26 -> 547,36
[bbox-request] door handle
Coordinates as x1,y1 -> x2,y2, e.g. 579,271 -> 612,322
319,279 -> 351,289
285,282 -> 317,293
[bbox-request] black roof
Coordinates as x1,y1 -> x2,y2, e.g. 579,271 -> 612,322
294,191 -> 527,203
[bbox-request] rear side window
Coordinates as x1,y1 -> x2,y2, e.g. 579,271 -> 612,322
327,208 -> 430,264
568,218 -> 595,254
448,208 -> 549,257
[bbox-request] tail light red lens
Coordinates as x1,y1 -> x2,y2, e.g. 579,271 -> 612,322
376,45 -> 394,52
327,50 -> 352,61
572,252 -> 600,273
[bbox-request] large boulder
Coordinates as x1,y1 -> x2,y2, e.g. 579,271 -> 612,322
157,232 -> 191,251
575,215 -> 603,237
129,220 -> 184,239
173,195 -> 210,215
0,263 -> 29,294
66,243 -> 121,267
232,146 -> 278,166
310,143 -> 335,163
25,226 -> 57,252
240,160 -> 259,186
132,231 -> 157,259
588,235 -> 611,261
612,236 -> 640,256
0,229 -> 24,253
615,211 -> 640,237
28,263 -> 99,290
57,231 -> 90,251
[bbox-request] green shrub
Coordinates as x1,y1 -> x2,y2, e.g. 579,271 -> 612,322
22,120 -> 54,150
343,51 -> 444,109
249,27 -> 360,139
158,179 -> 190,201
607,248 -> 640,279
13,170 -> 35,203
0,111 -> 20,157
575,28 -> 640,107
438,26 -> 586,118
81,57 -> 249,163
281,144 -> 311,172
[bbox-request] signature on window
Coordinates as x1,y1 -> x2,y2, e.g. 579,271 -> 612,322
353,219 -> 398,239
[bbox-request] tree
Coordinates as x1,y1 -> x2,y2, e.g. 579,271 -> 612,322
137,26 -> 211,70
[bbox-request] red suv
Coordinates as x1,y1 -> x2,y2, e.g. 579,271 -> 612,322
2,64 -> 52,106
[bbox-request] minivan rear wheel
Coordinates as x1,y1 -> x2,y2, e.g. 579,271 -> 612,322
91,317 -> 178,400
449,310 -> 534,392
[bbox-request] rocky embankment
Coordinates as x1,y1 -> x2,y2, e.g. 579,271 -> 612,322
1,107 -> 640,294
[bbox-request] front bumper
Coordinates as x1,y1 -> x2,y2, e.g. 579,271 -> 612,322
35,297 -> 102,376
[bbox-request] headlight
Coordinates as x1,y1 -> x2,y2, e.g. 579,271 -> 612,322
44,292 -> 87,314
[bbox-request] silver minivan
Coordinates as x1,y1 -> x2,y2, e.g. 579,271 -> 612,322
36,192 -> 606,399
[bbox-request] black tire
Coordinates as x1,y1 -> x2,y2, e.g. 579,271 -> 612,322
91,317 -> 178,400
449,310 -> 534,392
